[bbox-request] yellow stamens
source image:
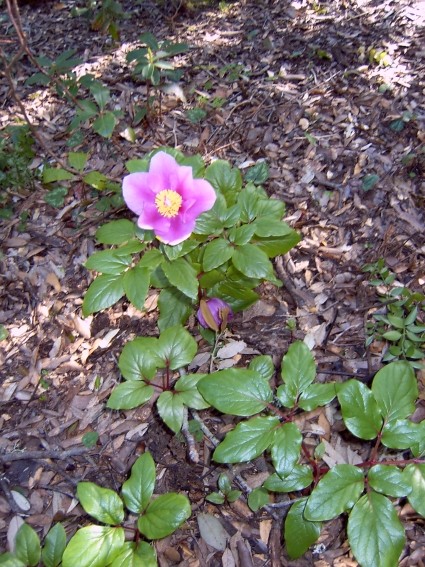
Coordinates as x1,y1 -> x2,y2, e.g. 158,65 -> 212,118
155,189 -> 182,218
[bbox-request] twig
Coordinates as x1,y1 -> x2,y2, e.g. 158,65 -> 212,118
0,446 -> 92,465
181,407 -> 199,464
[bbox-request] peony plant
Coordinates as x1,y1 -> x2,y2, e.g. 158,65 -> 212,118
82,147 -> 301,331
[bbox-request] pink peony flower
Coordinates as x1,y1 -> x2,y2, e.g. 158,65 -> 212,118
122,151 -> 216,245
197,298 -> 234,332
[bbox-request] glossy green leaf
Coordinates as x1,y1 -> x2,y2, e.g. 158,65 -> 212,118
107,381 -> 154,410
245,161 -> 269,184
68,151 -> 88,171
121,453 -> 156,514
174,373 -> 210,410
298,383 -> 336,411
304,465 -> 364,521
213,416 -> 280,463
137,248 -> 164,270
381,418 -> 421,449
77,482 -> 124,524
62,526 -> 125,567
232,244 -> 274,279
162,239 -> 199,261
110,542 -> 157,567
138,493 -> 191,540
337,380 -> 382,440
90,83 -> 110,110
205,160 -> 242,205
228,224 -> 256,245
404,464 -> 425,517
118,337 -> 158,381
95,220 -> 136,245
82,273 -> 125,316
371,361 -> 417,422
368,465 -> 411,498
284,498 -> 321,559
41,523 -> 66,567
157,287 -> 192,331
271,423 -> 302,475
157,391 -> 185,433
263,465 -> 313,492
248,355 -> 275,382
44,187 -> 68,208
247,487 -> 269,512
206,492 -> 225,504
123,265 -> 150,310
347,492 -> 405,567
14,524 -> 41,567
162,258 -> 199,300
203,238 -> 234,271
85,250 -> 132,274
255,231 -> 301,258
253,219 -> 294,238
155,326 -> 197,370
279,341 -> 316,407
197,368 -> 273,416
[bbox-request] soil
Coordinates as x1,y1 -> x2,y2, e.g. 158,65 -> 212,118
1,0 -> 424,565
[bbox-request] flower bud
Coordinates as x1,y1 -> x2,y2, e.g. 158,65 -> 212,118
197,298 -> 234,332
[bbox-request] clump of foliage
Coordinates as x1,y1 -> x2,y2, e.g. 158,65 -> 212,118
363,258 -> 425,368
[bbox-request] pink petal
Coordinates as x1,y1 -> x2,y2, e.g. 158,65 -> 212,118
137,202 -> 171,232
181,178 -> 217,217
122,172 -> 152,215
155,216 -> 196,245
148,152 -> 181,189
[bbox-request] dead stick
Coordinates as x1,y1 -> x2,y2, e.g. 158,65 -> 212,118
0,446 -> 92,465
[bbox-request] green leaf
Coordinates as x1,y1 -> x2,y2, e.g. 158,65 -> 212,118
227,489 -> 242,503
206,492 -> 226,504
90,83 -> 110,110
228,224 -> 256,245
203,238 -> 234,271
155,326 -> 197,370
107,381 -> 154,410
247,487 -> 270,512
174,373 -> 210,410
0,553 -> 25,566
44,187 -> 68,208
381,418 -> 421,449
77,482 -> 124,524
298,383 -> 336,411
123,265 -> 150,310
68,151 -> 88,171
382,330 -> 402,341
218,473 -> 232,494
110,542 -> 157,567
362,174 -> 380,192
62,526 -> 125,567
162,239 -> 199,261
368,465 -> 411,498
162,258 -> 199,300
82,431 -> 99,448
337,380 -> 383,440
41,523 -> 66,567
256,231 -> 301,258
213,416 -> 280,463
92,111 -> 117,138
248,355 -> 274,382
245,161 -> 269,184
304,465 -> 364,521
253,219 -> 294,238
43,167 -> 74,183
85,250 -> 132,274
284,498 -> 321,559
96,220 -> 136,245
82,273 -> 125,316
371,361 -> 417,422
138,493 -> 191,539
232,244 -> 274,279
157,391 -> 185,433
271,423 -> 302,475
14,524 -> 41,567
118,337 -> 158,381
158,287 -> 192,331
197,369 -> 273,416
263,466 -> 313,492
205,160 -> 242,205
278,341 -> 316,407
121,453 -> 156,514
404,464 -> 425,517
137,248 -> 164,270
126,158 -> 149,173
347,492 -> 405,567
83,170 -> 108,190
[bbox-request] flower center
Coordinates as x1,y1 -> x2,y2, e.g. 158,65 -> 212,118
155,189 -> 182,218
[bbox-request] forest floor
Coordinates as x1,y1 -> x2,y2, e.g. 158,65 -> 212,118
1,0 -> 425,565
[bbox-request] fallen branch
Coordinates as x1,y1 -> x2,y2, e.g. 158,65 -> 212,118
0,446 -> 92,465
